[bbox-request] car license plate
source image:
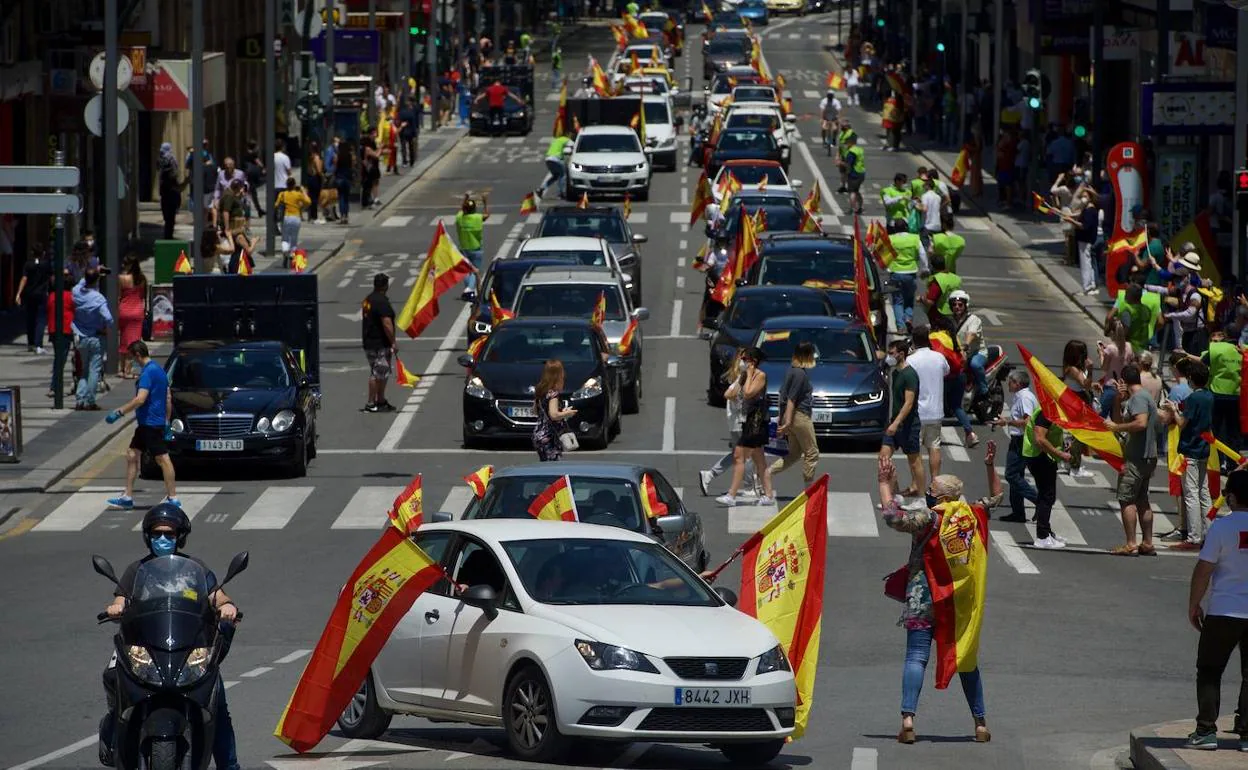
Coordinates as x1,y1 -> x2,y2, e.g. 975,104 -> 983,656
507,405 -> 536,419
812,409 -> 835,423
674,687 -> 751,706
595,176 -> 614,183
195,439 -> 244,452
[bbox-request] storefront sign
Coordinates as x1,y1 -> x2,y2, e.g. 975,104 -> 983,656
309,30 -> 380,64
1155,148 -> 1200,240
1168,32 -> 1207,76
0,387 -> 21,462
1100,26 -> 1139,61
126,47 -> 147,87
149,285 -> 174,340
1106,141 -> 1147,296
1204,4 -> 1238,51
1142,82 -> 1236,136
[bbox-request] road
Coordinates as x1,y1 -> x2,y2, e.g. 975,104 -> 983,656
0,16 -> 1208,770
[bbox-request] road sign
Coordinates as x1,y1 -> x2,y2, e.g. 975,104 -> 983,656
0,193 -> 83,215
83,94 -> 131,137
88,51 -> 134,91
0,167 -> 81,187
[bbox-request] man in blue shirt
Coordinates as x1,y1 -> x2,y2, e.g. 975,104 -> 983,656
72,269 -> 113,410
1171,363 -> 1216,551
105,341 -> 178,510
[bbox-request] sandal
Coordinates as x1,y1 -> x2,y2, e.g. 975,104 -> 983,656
898,487 -> 920,498
1110,544 -> 1139,556
1138,543 -> 1157,556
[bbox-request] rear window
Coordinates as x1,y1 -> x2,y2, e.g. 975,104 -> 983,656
466,475 -> 644,533
726,293 -> 831,329
515,283 -> 626,321
643,101 -> 670,124
536,214 -> 628,243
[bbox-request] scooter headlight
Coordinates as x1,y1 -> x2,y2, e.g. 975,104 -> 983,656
177,646 -> 212,686
126,645 -> 162,685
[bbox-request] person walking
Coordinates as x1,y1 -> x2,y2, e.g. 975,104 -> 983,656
242,139 -> 266,217
1197,328 -> 1243,455
907,326 -> 950,482
1184,468 -> 1248,751
46,276 -> 74,400
1021,400 -> 1071,548
994,369 -> 1040,522
305,141 -> 325,224
334,143 -> 355,225
116,255 -> 147,379
272,139 -> 292,213
456,193 -> 489,301
104,341 -> 178,509
879,338 -> 924,506
764,341 -> 820,492
887,218 -> 926,332
275,178 -> 312,262
717,347 -> 776,506
14,243 -> 50,353
1171,363 -> 1215,552
537,134 -> 573,200
359,128 -> 382,209
1061,339 -> 1096,479
157,143 -> 182,240
361,273 -> 397,413
72,268 -> 112,411
1105,363 -> 1161,556
398,98 -> 419,167
1074,188 -> 1100,294
878,444 -> 1002,745
533,359 -> 577,461
699,351 -> 759,497
930,213 -> 965,275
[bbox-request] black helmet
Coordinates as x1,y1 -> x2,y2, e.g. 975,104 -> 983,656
142,502 -> 192,550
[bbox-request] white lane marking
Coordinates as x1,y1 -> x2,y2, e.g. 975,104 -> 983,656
681,185 -> 689,205
959,217 -> 991,231
7,736 -> 98,770
729,498 -> 779,533
232,486 -> 315,530
677,257 -> 687,268
941,426 -> 971,462
851,747 -> 879,770
381,215 -> 413,228
427,214 -> 509,227
130,490 -> 220,531
663,397 -> 677,452
678,239 -> 687,251
676,275 -> 686,289
669,211 -> 686,224
627,211 -> 649,224
667,362 -> 678,379
1059,468 -> 1110,488
505,136 -> 524,144
827,492 -> 879,537
991,530 -> 1040,574
274,649 -> 312,665
1023,501 -> 1088,546
240,666 -> 273,678
34,487 -> 123,532
670,298 -> 682,337
795,130 -> 845,216
439,487 -> 475,520
803,90 -> 821,99
788,32 -> 802,39
330,486 -> 405,530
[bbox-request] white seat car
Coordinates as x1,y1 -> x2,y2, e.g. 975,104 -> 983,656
338,519 -> 797,765
564,125 -> 652,201
641,94 -> 681,171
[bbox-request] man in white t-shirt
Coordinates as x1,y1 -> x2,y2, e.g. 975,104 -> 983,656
272,139 -> 292,216
1186,469 -> 1248,751
917,180 -> 944,252
905,326 -> 950,484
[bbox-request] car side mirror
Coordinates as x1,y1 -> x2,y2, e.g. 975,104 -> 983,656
643,147 -> 654,156
653,513 -> 686,538
606,355 -> 629,368
92,555 -> 119,587
431,511 -> 453,523
632,232 -> 648,243
632,307 -> 650,321
457,354 -> 475,368
703,85 -> 710,92
562,145 -> 573,155
714,586 -> 739,607
221,551 -> 250,587
790,179 -> 803,188
460,584 -> 498,620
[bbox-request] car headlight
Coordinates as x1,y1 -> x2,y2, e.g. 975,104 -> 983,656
126,645 -> 161,685
633,162 -> 647,172
571,162 -> 584,172
177,646 -> 212,686
852,389 -> 885,405
572,377 -> 603,400
473,320 -> 492,335
575,639 -> 659,673
256,416 -> 270,433
169,418 -> 185,434
465,376 -> 493,399
756,644 -> 792,674
660,136 -> 676,147
270,409 -> 296,433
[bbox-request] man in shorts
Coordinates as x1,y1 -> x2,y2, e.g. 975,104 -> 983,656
1105,363 -> 1160,555
105,341 -> 178,510
362,273 -> 397,413
905,326 -> 950,482
879,339 -> 924,507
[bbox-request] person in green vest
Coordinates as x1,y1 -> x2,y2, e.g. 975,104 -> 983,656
881,173 -> 911,223
919,253 -> 961,324
908,167 -> 930,199
843,132 -> 866,214
537,132 -> 574,199
455,192 -> 489,301
930,213 -> 965,275
1191,328 -> 1244,453
550,46 -> 563,90
835,124 -> 855,193
1022,406 -> 1072,548
887,218 -> 925,332
1108,282 -> 1158,354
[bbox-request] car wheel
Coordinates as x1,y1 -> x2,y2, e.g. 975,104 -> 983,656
564,186 -> 579,203
622,367 -> 642,414
503,665 -> 569,763
336,670 -> 393,739
462,428 -> 482,450
288,434 -> 309,478
718,740 -> 786,766
635,186 -> 650,202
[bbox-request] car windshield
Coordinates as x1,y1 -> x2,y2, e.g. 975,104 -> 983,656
734,88 -> 775,102
724,199 -> 804,234
485,262 -> 571,308
624,79 -> 668,94
643,101 -> 670,124
716,130 -> 776,154
467,476 -> 644,532
536,214 -> 628,242
517,248 -> 606,266
504,538 -> 719,606
726,293 -> 830,329
707,37 -> 750,55
515,284 -> 626,322
131,555 -> 212,604
758,247 -> 862,288
726,112 -> 780,132
756,327 -> 874,363
716,164 -> 786,188
577,134 -> 641,153
169,349 -> 291,389
712,76 -> 759,95
480,325 -> 601,363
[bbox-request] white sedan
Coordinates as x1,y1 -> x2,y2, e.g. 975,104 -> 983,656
337,519 -> 797,765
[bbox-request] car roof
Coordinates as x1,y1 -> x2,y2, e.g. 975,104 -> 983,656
721,158 -> 783,168
735,284 -> 828,299
494,462 -> 647,480
541,205 -> 624,217
421,518 -> 653,544
578,125 -> 639,136
760,314 -> 864,331
760,232 -> 854,248
732,190 -> 802,203
521,266 -> 621,285
519,236 -> 606,250
174,340 -> 287,352
726,103 -> 781,114
493,316 -> 597,330
490,256 -> 573,273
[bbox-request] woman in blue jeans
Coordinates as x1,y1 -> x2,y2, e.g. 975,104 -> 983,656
879,445 -> 1002,744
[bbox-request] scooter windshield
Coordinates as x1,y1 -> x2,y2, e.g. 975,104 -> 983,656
132,555 -> 211,605
127,556 -> 214,652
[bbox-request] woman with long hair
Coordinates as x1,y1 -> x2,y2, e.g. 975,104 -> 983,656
1096,318 -> 1134,416
699,350 -> 759,497
717,347 -> 776,506
1061,339 -> 1095,477
306,140 -> 325,223
532,359 -> 577,461
116,254 -> 147,378
764,340 -> 820,490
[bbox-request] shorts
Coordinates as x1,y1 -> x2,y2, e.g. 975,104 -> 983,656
920,421 -> 943,451
882,416 -> 921,455
1116,458 -> 1157,505
366,347 -> 392,380
130,425 -> 168,457
847,174 -> 864,194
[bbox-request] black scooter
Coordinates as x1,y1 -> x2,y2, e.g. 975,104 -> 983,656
94,552 -> 248,770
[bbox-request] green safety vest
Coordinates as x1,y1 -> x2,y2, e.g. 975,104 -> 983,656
1021,407 -> 1064,460
552,50 -> 562,68
1206,341 -> 1243,396
846,145 -> 865,175
838,129 -> 853,159
908,178 -> 927,199
930,232 -> 965,274
881,185 -> 909,222
889,232 -> 921,274
931,271 -> 962,316
455,212 -> 485,251
1114,290 -> 1161,341
546,136 -> 570,158
1120,300 -> 1152,352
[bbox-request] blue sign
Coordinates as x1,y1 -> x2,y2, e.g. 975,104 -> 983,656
308,30 -> 380,64
1204,4 -> 1237,51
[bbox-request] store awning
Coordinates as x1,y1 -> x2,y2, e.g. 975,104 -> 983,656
131,53 -> 227,112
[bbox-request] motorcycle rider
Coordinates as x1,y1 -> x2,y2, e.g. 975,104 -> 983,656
688,104 -> 712,167
99,503 -> 240,770
949,289 -> 989,400
819,89 -> 842,150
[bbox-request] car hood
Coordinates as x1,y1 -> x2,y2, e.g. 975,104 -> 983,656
171,387 -> 294,415
570,151 -> 646,166
475,360 -> 602,397
533,603 -> 779,658
646,124 -> 676,143
760,360 -> 884,396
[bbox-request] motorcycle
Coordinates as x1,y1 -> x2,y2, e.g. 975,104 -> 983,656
690,128 -> 709,167
94,552 -> 249,770
963,345 -> 1011,424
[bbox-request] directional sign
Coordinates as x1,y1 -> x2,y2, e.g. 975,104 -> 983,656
979,308 -> 1009,326
0,193 -> 83,215
0,167 -> 81,187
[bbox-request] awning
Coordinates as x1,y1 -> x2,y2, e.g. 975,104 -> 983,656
130,53 -> 227,112
0,60 -> 43,102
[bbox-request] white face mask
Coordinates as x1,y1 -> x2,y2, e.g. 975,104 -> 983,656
885,355 -> 898,367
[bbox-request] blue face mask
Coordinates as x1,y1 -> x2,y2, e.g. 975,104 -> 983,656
926,494 -> 940,509
150,534 -> 177,557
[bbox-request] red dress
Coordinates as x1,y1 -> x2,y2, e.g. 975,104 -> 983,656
118,282 -> 145,352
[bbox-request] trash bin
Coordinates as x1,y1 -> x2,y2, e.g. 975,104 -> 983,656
0,386 -> 22,462
153,239 -> 192,283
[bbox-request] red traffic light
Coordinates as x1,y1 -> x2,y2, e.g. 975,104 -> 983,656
1237,169 -> 1248,193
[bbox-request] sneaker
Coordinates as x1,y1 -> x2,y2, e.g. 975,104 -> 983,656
1032,535 -> 1066,549
163,497 -> 182,508
756,496 -> 774,506
1168,541 -> 1202,551
35,346 -> 46,354
699,470 -> 715,496
1071,467 -> 1095,479
1057,465 -> 1071,475
364,403 -> 380,413
1159,529 -> 1186,542
316,218 -> 327,225
1051,533 -> 1068,545
1084,287 -> 1099,295
715,494 -> 740,506
739,486 -> 760,498
1185,731 -> 1218,750
902,499 -> 926,511
107,495 -> 134,510
376,400 -> 397,412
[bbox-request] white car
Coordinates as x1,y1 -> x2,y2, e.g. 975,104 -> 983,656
641,94 -> 681,171
338,519 -> 797,765
511,235 -> 636,303
722,103 -> 796,163
711,160 -> 802,205
564,125 -> 652,201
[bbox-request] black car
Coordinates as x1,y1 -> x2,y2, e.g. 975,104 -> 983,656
458,318 -> 626,449
158,340 -> 320,477
750,232 -> 892,344
707,128 -> 783,178
702,35 -> 752,79
466,257 -> 576,341
704,285 -> 835,405
533,205 -> 647,304
469,65 -> 535,136
710,192 -> 806,243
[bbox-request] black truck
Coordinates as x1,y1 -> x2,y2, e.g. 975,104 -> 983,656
565,95 -> 645,139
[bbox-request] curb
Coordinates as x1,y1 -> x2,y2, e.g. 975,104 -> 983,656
1131,724 -> 1193,770
0,415 -> 135,495
1129,718 -> 1244,770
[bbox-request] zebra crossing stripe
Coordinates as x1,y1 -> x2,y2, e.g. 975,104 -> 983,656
802,90 -> 821,99
438,487 -> 476,520
427,214 -> 509,227
1023,500 -> 1087,546
381,216 -> 413,228
330,486 -> 405,530
941,427 -> 970,462
233,487 -> 316,530
129,489 -> 222,531
726,492 -> 876,536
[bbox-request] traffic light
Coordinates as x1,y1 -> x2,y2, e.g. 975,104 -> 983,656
1073,124 -> 1087,138
409,25 -> 426,35
875,18 -> 885,28
1236,168 -> 1248,209
1023,68 -> 1043,110
935,42 -> 946,52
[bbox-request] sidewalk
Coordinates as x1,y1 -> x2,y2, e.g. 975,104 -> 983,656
1131,717 -> 1245,769
0,127 -> 466,499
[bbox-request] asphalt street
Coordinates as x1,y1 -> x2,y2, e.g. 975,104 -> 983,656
0,16 -> 1221,770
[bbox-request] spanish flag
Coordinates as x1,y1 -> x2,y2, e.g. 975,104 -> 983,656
710,203 -> 760,306
757,176 -> 767,192
851,216 -> 871,325
803,180 -> 821,215
717,171 -> 742,206
867,220 -> 897,269
1241,348 -> 1248,435
693,241 -> 709,272
394,356 -> 420,387
630,52 -> 641,75
463,465 -> 494,498
618,317 -> 639,355
489,290 -> 515,323
689,172 -> 712,226
799,207 -> 822,233
776,73 -> 787,91
930,329 -> 963,377
639,472 -> 669,519
290,248 -> 309,274
610,24 -> 628,49
701,1 -> 713,21
950,145 -> 971,187
923,499 -> 989,689
553,79 -> 568,138
590,290 -> 607,327
388,475 -> 424,534
237,250 -> 255,276
174,249 -> 192,274
527,475 -> 579,521
1166,423 -> 1186,497
1108,228 -> 1147,256
396,221 -> 474,338
738,475 -> 827,739
520,192 -> 538,216
591,58 -> 613,98
826,72 -> 845,91
885,71 -> 906,94
274,509 -> 444,751
1201,432 -> 1245,520
466,333 -> 488,361
1032,192 -> 1058,216
753,208 -> 768,233
1018,345 -> 1125,471
623,193 -> 632,220
577,191 -> 590,210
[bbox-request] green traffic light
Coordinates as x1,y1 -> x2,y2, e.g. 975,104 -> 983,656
409,26 -> 422,35
876,18 -> 885,27
935,42 -> 946,52
1074,125 -> 1087,138
1028,96 -> 1041,109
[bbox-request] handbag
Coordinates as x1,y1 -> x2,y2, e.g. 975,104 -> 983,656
559,430 -> 579,451
764,417 -> 789,457
141,309 -> 153,342
883,565 -> 909,602
741,400 -> 768,444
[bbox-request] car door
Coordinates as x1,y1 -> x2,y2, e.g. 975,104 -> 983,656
594,327 -> 623,417
650,469 -> 699,563
371,531 -> 455,706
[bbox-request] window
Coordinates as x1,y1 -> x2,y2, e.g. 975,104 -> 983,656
723,199 -> 803,234
479,325 -> 601,364
168,350 -> 292,389
643,101 -> 670,124
413,531 -> 455,596
515,284 -> 626,322
536,214 -> 628,243
517,249 -> 606,266
717,165 -> 785,189
756,327 -> 874,363
727,293 -> 832,329
716,130 -> 775,153
469,475 -> 645,534
727,113 -> 780,132
451,540 -> 507,596
758,249 -> 857,287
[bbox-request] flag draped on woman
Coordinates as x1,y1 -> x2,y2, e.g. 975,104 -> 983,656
923,499 -> 989,688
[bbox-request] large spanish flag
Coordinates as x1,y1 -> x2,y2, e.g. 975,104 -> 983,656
1166,423 -> 1186,498
851,215 -> 871,326
803,180 -> 821,215
396,221 -> 473,338
1018,345 -> 1125,472
923,499 -> 988,688
528,475 -> 579,521
1202,431 -> 1245,520
689,171 -> 712,226
639,472 -> 669,519
950,145 -> 970,187
463,465 -> 494,498
738,475 -> 827,739
388,474 -> 424,534
274,511 -> 443,751
710,205 -> 760,306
